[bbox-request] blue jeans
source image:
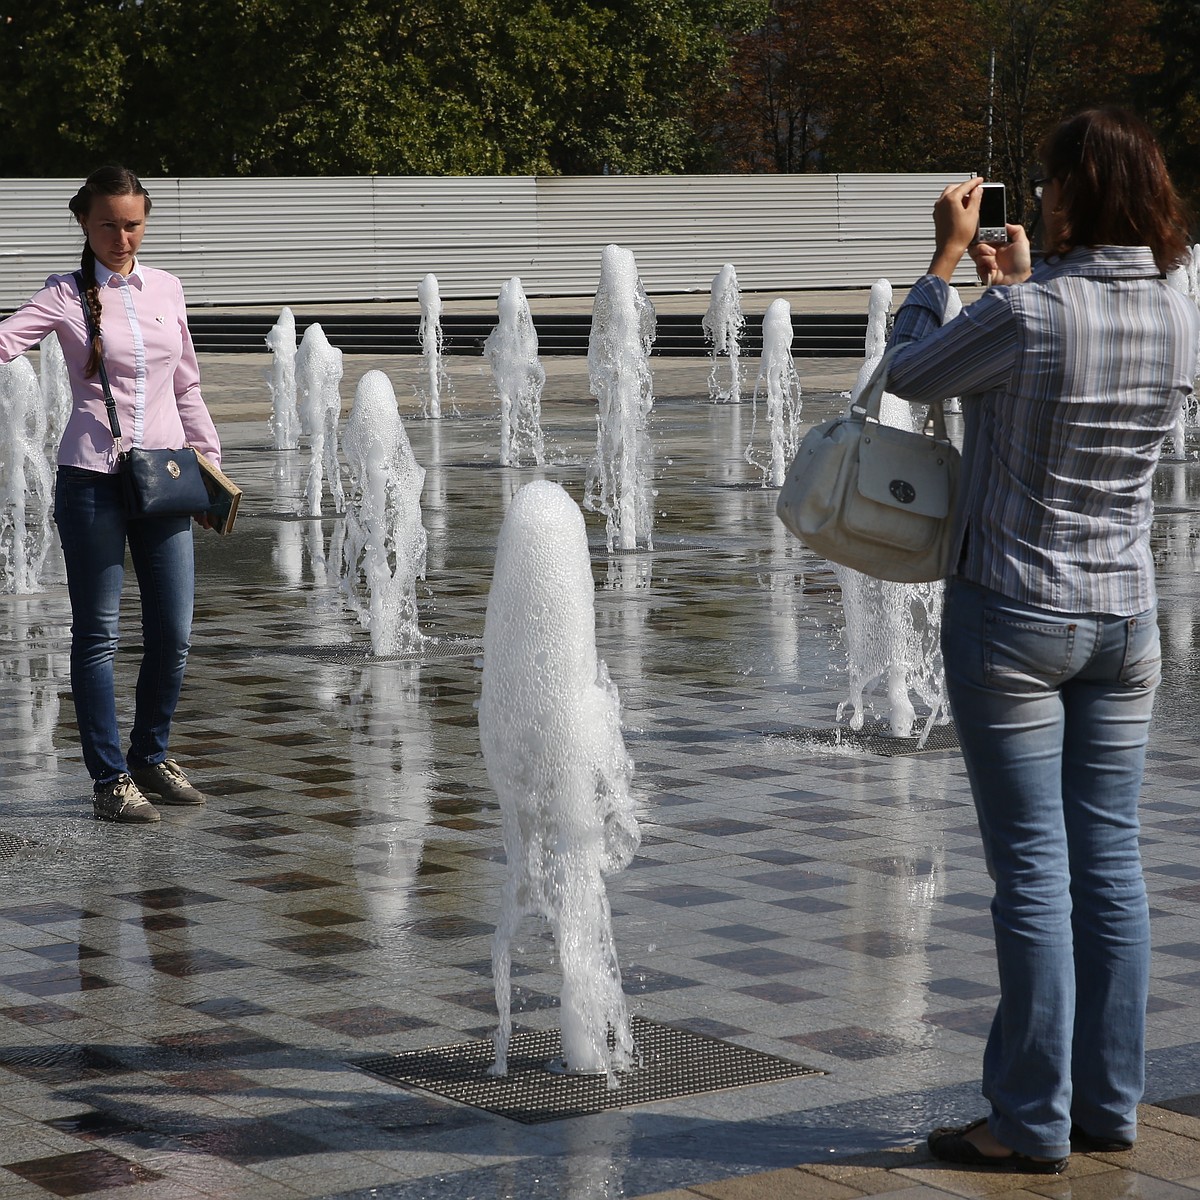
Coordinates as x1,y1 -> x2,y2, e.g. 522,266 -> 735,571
942,579 -> 1157,1160
53,467 -> 195,786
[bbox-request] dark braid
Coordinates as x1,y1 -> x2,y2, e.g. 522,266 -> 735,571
67,165 -> 152,379
79,242 -> 104,378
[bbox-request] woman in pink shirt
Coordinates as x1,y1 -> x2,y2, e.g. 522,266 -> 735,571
0,165 -> 221,823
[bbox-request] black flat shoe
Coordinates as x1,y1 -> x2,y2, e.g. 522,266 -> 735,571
1071,1124 -> 1133,1152
928,1119 -> 1068,1175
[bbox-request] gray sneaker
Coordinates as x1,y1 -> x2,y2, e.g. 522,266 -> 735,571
130,758 -> 206,806
94,774 -> 161,824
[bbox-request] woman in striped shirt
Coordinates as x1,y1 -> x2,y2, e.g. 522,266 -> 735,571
886,109 -> 1199,1173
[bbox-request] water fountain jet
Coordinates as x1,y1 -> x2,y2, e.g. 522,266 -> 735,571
484,278 -> 546,466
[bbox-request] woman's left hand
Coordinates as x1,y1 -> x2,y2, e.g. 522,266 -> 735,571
193,512 -> 213,531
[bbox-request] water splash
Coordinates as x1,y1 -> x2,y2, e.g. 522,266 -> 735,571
748,298 -> 802,486
484,277 -> 546,466
339,371 -> 429,655
295,322 -> 345,516
480,480 -> 640,1083
833,278 -> 946,740
0,356 -> 55,594
584,245 -> 656,552
702,263 -> 744,404
418,273 -> 453,419
1165,259 -> 1200,461
265,307 -> 300,449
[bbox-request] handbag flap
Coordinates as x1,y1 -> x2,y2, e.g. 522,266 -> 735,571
857,423 -> 955,519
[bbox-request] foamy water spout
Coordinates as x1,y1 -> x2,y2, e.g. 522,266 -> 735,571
703,264 -> 744,403
265,307 -> 300,449
484,278 -> 546,466
339,371 -> 428,654
1,357 -> 55,593
480,480 -> 640,1082
418,273 -> 452,419
749,298 -> 802,486
584,245 -> 656,552
295,322 -> 345,516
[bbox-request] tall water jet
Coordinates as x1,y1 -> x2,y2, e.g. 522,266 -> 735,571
295,322 -> 345,516
418,273 -> 452,419
584,245 -> 656,552
941,286 -> 964,414
0,357 -> 54,593
832,278 -> 946,740
480,480 -> 641,1082
38,332 -> 72,455
339,371 -> 429,655
749,298 -> 802,486
702,263 -> 744,403
483,277 -> 546,467
265,307 -> 300,449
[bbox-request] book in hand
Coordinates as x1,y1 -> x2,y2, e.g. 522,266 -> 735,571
194,450 -> 242,535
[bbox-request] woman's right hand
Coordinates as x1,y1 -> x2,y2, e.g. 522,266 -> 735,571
970,223 -> 1032,286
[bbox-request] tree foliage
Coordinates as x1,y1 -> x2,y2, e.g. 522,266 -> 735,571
0,0 -> 767,176
1,0 -> 1194,224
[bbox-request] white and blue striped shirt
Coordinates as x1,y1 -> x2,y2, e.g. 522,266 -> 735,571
888,246 -> 1200,616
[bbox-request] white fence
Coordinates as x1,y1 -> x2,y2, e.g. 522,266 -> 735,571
0,173 -> 970,309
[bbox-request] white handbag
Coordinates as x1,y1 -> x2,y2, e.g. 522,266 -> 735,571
776,350 -> 960,583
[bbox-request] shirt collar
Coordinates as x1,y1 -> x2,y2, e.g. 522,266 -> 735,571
95,259 -> 146,289
1032,245 -> 1162,281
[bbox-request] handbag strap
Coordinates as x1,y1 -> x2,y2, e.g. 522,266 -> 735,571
73,270 -> 124,454
855,345 -> 951,444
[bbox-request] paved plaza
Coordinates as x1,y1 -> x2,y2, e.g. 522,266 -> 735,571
1,336 -> 1199,1199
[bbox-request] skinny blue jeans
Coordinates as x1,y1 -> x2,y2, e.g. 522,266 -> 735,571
53,467 -> 195,787
942,579 -> 1157,1160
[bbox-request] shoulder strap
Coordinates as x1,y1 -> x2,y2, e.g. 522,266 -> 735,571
857,345 -> 951,444
73,270 -> 123,451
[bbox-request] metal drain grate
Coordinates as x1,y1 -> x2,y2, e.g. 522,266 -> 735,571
261,637 -> 483,666
777,719 -> 960,757
0,831 -> 39,862
352,1016 -> 821,1123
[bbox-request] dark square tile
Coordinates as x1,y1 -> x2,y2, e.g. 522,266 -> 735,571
1163,885 -> 1200,903
743,849 -> 816,866
0,1044 -> 132,1083
924,1006 -> 994,1037
934,914 -> 995,938
926,977 -> 998,1000
177,1119 -> 332,1165
403,915 -> 494,940
204,822 -> 298,841
675,818 -> 769,836
804,826 -> 873,842
5,1148 -> 162,1196
162,1067 -> 255,1093
141,950 -> 251,977
309,809 -> 398,828
278,962 -> 365,984
636,884 -> 739,908
0,902 -> 98,925
266,932 -> 375,957
744,869 -> 841,893
115,886 -> 224,910
698,948 -> 822,976
704,763 -> 794,779
129,912 -> 193,931
286,907 -> 367,928
27,943 -> 106,963
702,924 -> 787,943
186,996 -> 270,1019
785,1025 -> 909,1060
769,895 -> 848,914
0,1001 -> 82,1025
153,1027 -> 289,1061
45,1111 -> 144,1141
3,968 -> 114,997
302,1005 -> 434,1037
235,871 -> 338,893
735,982 -> 822,1004
773,805 -> 865,822
620,966 -> 703,994
820,931 -> 920,958
1154,941 -> 1200,960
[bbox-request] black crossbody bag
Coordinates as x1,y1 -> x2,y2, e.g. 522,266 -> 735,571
73,271 -> 211,519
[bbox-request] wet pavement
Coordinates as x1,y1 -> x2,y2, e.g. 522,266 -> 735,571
2,346 -> 1200,1199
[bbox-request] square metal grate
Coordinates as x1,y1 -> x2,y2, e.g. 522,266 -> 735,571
776,719 -> 959,757
0,831 -> 38,862
352,1016 -> 822,1123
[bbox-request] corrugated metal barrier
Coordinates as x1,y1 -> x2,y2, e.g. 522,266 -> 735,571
0,173 -> 972,310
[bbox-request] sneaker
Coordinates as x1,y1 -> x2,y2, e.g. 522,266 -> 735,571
94,775 -> 161,824
129,758 -> 206,806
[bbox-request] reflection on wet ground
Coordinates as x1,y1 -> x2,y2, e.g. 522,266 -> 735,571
1,359 -> 1200,1199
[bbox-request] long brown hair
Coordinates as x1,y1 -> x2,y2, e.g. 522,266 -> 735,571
67,166 -> 152,377
1040,108 -> 1191,274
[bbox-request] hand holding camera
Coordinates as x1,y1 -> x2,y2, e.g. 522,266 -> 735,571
929,177 -> 1030,286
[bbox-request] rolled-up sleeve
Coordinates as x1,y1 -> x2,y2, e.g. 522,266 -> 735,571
887,274 -> 1021,403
